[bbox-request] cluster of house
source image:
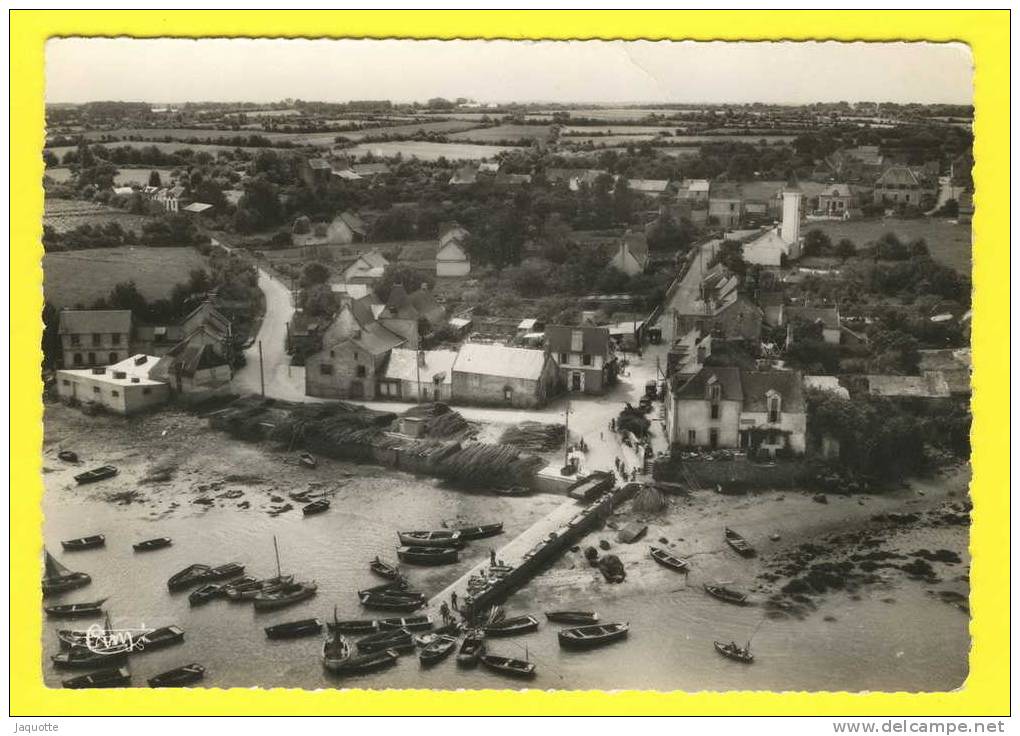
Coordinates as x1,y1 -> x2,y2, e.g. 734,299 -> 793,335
53,302 -> 235,414
449,162 -> 532,187
299,153 -> 393,189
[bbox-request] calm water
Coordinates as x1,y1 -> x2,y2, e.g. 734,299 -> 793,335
41,470 -> 969,692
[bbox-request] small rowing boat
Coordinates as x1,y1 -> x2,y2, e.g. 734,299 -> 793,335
356,627 -> 415,654
357,579 -> 412,596
479,654 -> 536,679
265,618 -> 322,640
62,666 -> 130,689
51,645 -> 127,669
167,564 -> 212,592
133,625 -> 185,652
714,640 -> 754,663
724,528 -> 756,558
133,537 -> 172,552
483,615 -> 539,638
545,610 -> 599,625
703,583 -> 749,606
302,499 -> 330,516
202,562 -> 246,581
74,465 -> 118,485
148,663 -> 206,687
188,584 -> 224,607
253,581 -> 317,612
455,522 -> 504,541
456,630 -> 485,667
358,592 -> 425,612
58,450 -> 79,463
649,546 -> 689,573
377,615 -> 432,632
299,453 -> 318,469
326,648 -> 399,676
45,598 -> 107,619
558,622 -> 630,650
61,534 -> 105,551
396,545 -> 459,566
369,557 -> 400,580
419,634 -> 458,667
397,530 -> 463,548
224,575 -> 293,601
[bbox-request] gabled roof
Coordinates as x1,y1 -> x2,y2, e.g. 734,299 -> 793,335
58,310 -> 132,335
545,324 -> 611,356
876,165 -> 921,187
820,183 -> 853,198
348,321 -> 406,356
307,158 -> 332,170
351,162 -> 391,176
439,223 -> 470,247
621,231 -> 649,262
337,210 -> 366,235
453,343 -> 551,381
627,179 -> 671,193
785,305 -> 840,331
449,166 -> 478,185
383,348 -> 458,385
740,370 -> 805,413
673,366 -> 743,401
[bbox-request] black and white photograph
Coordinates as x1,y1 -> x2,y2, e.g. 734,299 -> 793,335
39,38 -> 973,692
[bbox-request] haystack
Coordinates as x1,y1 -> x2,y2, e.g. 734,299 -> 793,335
632,484 -> 667,513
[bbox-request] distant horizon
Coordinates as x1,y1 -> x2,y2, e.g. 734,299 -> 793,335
46,99 -> 972,108
46,39 -> 973,106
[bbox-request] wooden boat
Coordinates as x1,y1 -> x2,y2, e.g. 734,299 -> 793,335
357,579 -> 412,597
413,622 -> 461,647
61,534 -> 105,551
224,575 -> 293,601
396,545 -> 459,566
42,549 -> 91,596
493,486 -> 531,497
45,598 -> 107,619
483,615 -> 540,638
328,618 -> 380,635
714,640 -> 754,663
650,546 -> 689,573
148,663 -> 205,688
265,618 -> 323,640
299,452 -> 318,469
253,581 -> 317,612
397,530 -> 463,548
356,628 -> 415,654
419,634 -> 458,666
703,583 -> 749,606
51,646 -> 127,669
369,557 -> 401,580
455,522 -> 504,541
74,465 -> 118,485
302,499 -> 330,516
133,625 -> 185,652
326,648 -> 400,676
133,537 -> 172,552
188,584 -> 224,607
377,615 -> 432,632
558,622 -> 630,649
545,610 -> 599,625
202,562 -> 246,581
456,630 -> 485,667
358,592 -> 425,612
62,666 -> 130,689
479,654 -> 536,679
167,564 -> 212,592
724,528 -> 757,558
58,450 -> 79,463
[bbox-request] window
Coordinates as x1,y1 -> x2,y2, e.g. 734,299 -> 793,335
329,350 -> 335,358
142,388 -> 151,395
93,386 -> 100,395
710,403 -> 720,420
73,353 -> 83,366
111,390 -> 119,397
112,334 -> 121,345
582,354 -> 592,367
559,353 -> 568,364
109,353 -> 119,364
570,330 -> 583,352
70,335 -> 80,346
687,429 -> 696,445
87,352 -> 96,364
767,393 -> 781,423
709,428 -> 719,448
503,387 -> 513,402
92,333 -> 101,346
320,364 -> 334,375
356,365 -> 367,378
61,379 -> 70,386
709,384 -> 721,402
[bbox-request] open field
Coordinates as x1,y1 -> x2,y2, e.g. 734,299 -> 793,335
43,246 -> 207,308
560,133 -> 798,146
342,140 -> 523,161
44,167 -> 176,186
448,124 -> 554,142
543,107 -> 689,120
343,119 -> 483,142
803,217 -> 972,275
43,198 -> 153,234
46,141 -> 292,159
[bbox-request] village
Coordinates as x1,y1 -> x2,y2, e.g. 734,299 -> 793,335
40,96 -> 973,691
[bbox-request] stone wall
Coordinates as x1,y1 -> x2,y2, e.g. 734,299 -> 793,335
653,455 -> 813,491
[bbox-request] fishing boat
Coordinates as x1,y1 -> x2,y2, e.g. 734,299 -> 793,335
558,622 -> 630,650
358,592 -> 425,612
650,546 -> 690,573
148,663 -> 206,687
58,450 -> 79,463
265,618 -> 323,640
396,545 -> 459,566
326,648 -> 400,676
714,640 -> 754,663
51,646 -> 127,669
397,530 -> 463,548
414,622 -> 460,647
328,619 -> 380,635
456,630 -> 485,667
62,666 -> 130,689
45,598 -> 107,619
188,584 -> 224,607
133,625 -> 185,652
202,562 -> 246,581
299,453 -> 318,469
356,627 -> 415,654
369,557 -> 401,580
322,610 -> 353,671
133,537 -> 172,552
42,549 -> 91,596
483,615 -> 540,638
377,615 -> 432,632
61,534 -> 105,551
224,575 -> 293,601
703,583 -> 749,606
357,579 -> 412,597
74,465 -> 118,485
167,564 -> 212,592
302,499 -> 330,516
455,522 -> 504,541
545,611 -> 599,625
724,528 -> 757,558
479,654 -> 536,679
253,581 -> 317,612
419,634 -> 458,667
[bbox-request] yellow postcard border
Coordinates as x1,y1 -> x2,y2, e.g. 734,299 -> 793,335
10,10 -> 1010,716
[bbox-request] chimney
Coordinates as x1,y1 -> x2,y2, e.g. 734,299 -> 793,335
781,190 -> 802,246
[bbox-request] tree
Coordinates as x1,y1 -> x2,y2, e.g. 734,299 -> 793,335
376,265 -> 434,303
148,170 -> 162,187
803,229 -> 832,257
301,262 -> 330,288
234,175 -> 283,232
835,238 -> 857,259
612,177 -> 635,224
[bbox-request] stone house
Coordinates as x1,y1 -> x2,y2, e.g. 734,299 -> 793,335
873,165 -> 931,206
816,183 -> 857,218
436,224 -> 471,277
546,324 -> 616,394
451,343 -> 559,409
58,310 -> 133,368
150,325 -> 233,398
378,347 -> 458,402
608,231 -> 649,277
304,320 -> 406,400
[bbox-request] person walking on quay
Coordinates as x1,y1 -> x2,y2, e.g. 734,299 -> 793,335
440,602 -> 451,625
489,548 -> 497,566
451,590 -> 459,612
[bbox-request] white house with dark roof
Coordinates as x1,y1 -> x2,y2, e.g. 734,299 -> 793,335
342,249 -> 389,284
436,224 -> 471,277
379,347 -> 458,402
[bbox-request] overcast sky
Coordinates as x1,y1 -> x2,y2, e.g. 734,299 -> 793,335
46,38 -> 973,105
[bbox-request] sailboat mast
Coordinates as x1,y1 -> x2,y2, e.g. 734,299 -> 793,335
273,535 -> 282,578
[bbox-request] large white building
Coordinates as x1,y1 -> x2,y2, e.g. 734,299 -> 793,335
742,188 -> 803,267
56,354 -> 170,415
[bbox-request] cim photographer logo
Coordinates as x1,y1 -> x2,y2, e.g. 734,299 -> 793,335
80,624 -> 151,653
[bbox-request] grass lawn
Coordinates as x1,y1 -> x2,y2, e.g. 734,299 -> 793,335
43,246 -> 207,308
448,124 -> 554,143
343,141 -> 524,161
802,217 -> 972,275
